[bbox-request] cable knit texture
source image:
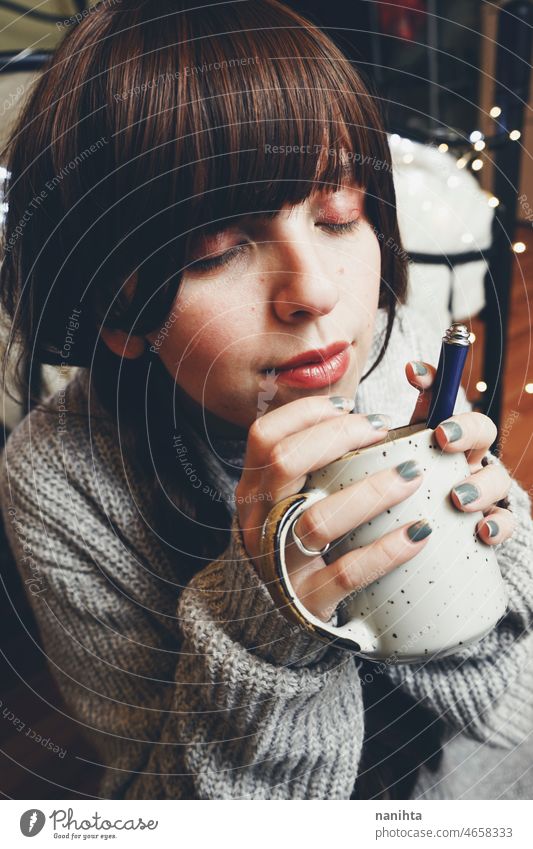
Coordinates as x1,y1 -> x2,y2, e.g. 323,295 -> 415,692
0,303 -> 531,799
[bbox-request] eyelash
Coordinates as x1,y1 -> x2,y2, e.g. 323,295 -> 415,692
188,219 -> 360,272
188,244 -> 248,272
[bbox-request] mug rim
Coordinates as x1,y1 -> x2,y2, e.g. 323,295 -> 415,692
335,420 -> 430,463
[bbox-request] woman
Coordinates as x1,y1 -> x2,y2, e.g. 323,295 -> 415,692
0,0 -> 531,800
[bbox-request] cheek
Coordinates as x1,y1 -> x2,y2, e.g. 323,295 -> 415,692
370,239 -> 382,305
336,227 -> 381,305
359,227 -> 381,284
157,288 -> 252,381
173,310 -> 229,364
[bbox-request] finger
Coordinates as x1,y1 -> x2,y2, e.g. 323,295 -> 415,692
450,463 -> 511,513
290,458 -> 425,555
476,507 -> 518,545
243,394 -> 359,475
295,518 -> 433,622
406,361 -> 437,425
262,411 -> 392,501
435,412 -> 498,470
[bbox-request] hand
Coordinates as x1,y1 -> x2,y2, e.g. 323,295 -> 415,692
235,395 -> 434,623
406,360 -> 517,546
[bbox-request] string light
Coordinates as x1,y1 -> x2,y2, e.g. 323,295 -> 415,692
468,332 -> 476,343
438,143 -> 449,153
469,130 -> 483,143
525,383 -> 533,394
510,130 -> 521,141
512,241 -> 526,253
471,158 -> 484,171
476,381 -> 487,392
490,106 -> 501,118
456,156 -> 468,169
474,140 -> 486,151
402,153 -> 414,164
488,196 -> 500,208
461,233 -> 474,244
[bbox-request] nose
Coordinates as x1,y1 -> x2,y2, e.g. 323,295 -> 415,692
269,230 -> 339,324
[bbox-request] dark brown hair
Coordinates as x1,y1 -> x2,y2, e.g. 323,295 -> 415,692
0,0 -> 407,413
0,0 -> 432,800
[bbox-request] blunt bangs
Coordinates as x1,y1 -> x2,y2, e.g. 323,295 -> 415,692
1,0 -> 405,384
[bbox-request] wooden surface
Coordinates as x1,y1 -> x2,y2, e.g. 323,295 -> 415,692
465,224 -> 533,496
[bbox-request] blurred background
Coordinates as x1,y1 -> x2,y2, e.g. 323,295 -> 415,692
0,0 -> 532,799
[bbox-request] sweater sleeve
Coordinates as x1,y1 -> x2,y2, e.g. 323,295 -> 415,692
137,510 -> 364,800
0,431 -> 364,800
383,431 -> 533,749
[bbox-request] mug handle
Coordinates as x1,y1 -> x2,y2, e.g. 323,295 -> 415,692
257,489 -> 370,652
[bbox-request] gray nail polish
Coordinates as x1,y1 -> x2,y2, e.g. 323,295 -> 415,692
329,396 -> 353,412
439,421 -> 463,443
453,482 -> 480,506
407,520 -> 433,542
367,414 -> 391,430
411,361 -> 428,376
396,460 -> 422,480
486,519 -> 500,538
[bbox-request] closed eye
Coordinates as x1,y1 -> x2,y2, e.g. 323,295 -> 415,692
187,243 -> 249,272
187,219 -> 361,272
317,220 -> 360,233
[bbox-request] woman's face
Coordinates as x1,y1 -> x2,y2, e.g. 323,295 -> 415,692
146,182 -> 381,436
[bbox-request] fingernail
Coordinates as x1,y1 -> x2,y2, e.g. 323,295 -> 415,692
366,413 -> 391,430
329,396 -> 355,412
485,519 -> 500,538
453,482 -> 480,506
396,459 -> 422,480
439,421 -> 463,443
410,361 -> 428,376
407,519 -> 433,542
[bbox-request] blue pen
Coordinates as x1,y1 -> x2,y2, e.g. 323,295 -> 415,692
426,323 -> 471,429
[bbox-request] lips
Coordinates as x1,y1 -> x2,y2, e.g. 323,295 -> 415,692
272,341 -> 350,372
267,342 -> 353,389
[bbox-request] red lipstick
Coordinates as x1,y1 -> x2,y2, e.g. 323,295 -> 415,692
270,341 -> 352,389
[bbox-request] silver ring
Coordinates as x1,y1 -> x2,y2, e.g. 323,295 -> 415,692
291,518 -> 330,557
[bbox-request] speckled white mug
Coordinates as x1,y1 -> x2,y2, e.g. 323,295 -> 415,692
258,422 -> 508,663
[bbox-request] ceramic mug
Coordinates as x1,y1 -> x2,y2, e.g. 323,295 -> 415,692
258,422 -> 508,663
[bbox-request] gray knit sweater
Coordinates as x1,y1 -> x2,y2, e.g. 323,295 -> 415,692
1,304 -> 532,799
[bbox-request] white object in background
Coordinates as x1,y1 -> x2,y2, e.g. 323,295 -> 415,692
389,134 -> 494,339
